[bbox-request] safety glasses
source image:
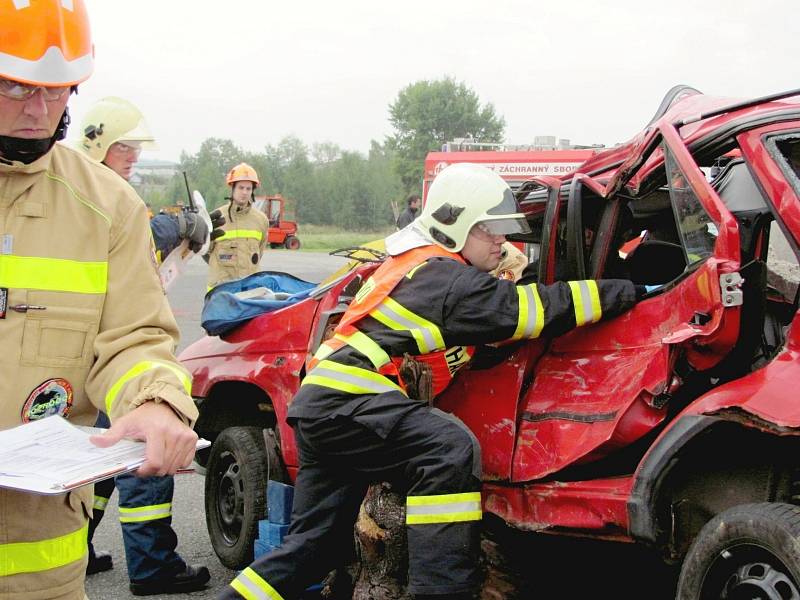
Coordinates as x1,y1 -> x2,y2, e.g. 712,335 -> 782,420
107,142 -> 143,157
471,222 -> 506,242
0,78 -> 70,102
471,217 -> 531,242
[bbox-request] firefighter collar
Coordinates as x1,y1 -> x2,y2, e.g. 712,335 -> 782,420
385,222 -> 435,256
0,145 -> 53,174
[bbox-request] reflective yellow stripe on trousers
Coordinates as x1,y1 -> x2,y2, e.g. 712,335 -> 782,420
568,280 -> 602,326
370,297 -> 444,354
0,255 -> 107,294
302,360 -> 405,396
105,360 -> 192,414
217,229 -> 264,241
230,567 -> 285,600
406,492 -> 482,525
0,523 -> 88,576
119,502 -> 172,523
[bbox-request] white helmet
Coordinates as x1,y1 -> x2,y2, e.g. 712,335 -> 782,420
77,97 -> 157,161
417,163 -> 530,252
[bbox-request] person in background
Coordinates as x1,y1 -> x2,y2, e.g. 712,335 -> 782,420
78,96 -> 224,262
76,96 -> 212,595
396,193 -> 421,229
0,1 -> 202,598
491,241 -> 528,281
206,162 -> 270,290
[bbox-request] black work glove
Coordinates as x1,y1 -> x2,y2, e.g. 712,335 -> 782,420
209,209 -> 226,242
177,211 -> 210,253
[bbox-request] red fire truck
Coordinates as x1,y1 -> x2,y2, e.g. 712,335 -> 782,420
422,148 -> 599,201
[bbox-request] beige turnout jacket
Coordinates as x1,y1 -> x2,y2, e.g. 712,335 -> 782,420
0,144 -> 198,600
206,202 -> 269,289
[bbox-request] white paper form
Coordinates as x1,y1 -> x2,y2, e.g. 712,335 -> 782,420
0,415 -> 210,495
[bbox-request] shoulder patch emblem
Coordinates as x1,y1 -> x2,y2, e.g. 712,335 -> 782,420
22,378 -> 74,422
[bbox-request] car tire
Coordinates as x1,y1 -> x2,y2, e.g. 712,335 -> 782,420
676,502 -> 800,599
204,426 -> 286,569
284,235 -> 301,250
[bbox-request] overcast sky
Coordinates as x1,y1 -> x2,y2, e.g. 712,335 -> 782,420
68,0 -> 800,162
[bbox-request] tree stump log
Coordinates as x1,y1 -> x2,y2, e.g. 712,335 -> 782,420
341,482 -> 529,600
350,482 -> 413,600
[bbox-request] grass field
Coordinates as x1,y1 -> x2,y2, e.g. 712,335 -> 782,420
295,224 -> 395,251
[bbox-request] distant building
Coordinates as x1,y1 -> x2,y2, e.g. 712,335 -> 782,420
129,159 -> 180,201
134,158 -> 180,178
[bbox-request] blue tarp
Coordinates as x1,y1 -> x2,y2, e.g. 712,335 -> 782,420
202,271 -> 317,336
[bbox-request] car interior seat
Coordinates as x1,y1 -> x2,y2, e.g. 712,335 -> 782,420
624,240 -> 687,285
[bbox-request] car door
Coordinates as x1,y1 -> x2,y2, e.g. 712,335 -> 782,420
511,123 -> 743,482
436,178 -> 558,481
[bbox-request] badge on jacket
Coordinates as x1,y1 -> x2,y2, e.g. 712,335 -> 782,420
22,378 -> 74,422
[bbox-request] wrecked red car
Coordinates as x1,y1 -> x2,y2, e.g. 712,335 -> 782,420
180,85 -> 800,598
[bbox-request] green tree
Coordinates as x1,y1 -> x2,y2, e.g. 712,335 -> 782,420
366,141 -> 404,227
263,136 -> 316,223
387,77 -> 505,191
163,135 -> 402,230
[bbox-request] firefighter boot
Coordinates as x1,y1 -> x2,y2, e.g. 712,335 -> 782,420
129,564 -> 211,596
86,550 -> 113,575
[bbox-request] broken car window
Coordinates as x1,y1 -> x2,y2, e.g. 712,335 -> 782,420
663,143 -> 718,266
772,135 -> 800,197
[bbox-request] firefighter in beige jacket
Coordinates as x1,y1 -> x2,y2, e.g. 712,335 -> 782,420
0,2 -> 199,599
206,163 -> 269,290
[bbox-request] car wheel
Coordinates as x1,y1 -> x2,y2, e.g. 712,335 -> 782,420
284,235 -> 301,250
204,426 -> 285,569
677,502 -> 800,599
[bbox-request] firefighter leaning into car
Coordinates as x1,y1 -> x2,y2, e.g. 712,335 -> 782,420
75,96 -> 212,595
222,163 -> 641,600
0,2 -> 202,599
206,162 -> 270,290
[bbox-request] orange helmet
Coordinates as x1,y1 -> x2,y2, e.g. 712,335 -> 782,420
0,0 -> 94,87
226,163 -> 260,187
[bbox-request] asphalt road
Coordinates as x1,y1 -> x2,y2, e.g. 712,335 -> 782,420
85,251 -> 348,600
85,250 -> 678,600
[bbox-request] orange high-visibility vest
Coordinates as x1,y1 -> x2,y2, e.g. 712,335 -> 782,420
310,245 -> 475,397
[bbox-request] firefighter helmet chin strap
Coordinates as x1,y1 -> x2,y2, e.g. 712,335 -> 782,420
0,107 -> 70,165
226,190 -> 254,221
